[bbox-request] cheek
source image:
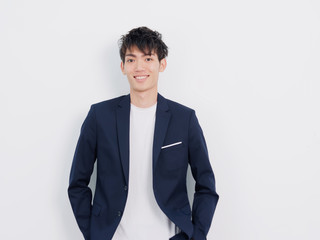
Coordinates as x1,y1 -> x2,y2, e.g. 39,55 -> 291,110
123,67 -> 133,75
149,64 -> 160,73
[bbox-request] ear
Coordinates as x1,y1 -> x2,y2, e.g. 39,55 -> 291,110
159,58 -> 167,72
120,61 -> 126,75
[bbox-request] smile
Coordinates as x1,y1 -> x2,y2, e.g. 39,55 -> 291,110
134,75 -> 149,81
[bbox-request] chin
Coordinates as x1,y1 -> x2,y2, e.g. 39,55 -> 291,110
135,88 -> 149,93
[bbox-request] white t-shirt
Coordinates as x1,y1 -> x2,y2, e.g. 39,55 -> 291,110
112,102 -> 175,240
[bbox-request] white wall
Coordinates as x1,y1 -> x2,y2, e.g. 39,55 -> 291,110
1,0 -> 319,239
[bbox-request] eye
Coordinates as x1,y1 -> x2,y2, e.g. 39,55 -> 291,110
146,58 -> 152,62
126,59 -> 134,63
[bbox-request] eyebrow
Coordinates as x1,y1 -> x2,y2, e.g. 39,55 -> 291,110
125,53 -> 155,57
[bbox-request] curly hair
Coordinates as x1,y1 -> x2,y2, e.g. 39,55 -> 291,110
118,26 -> 168,63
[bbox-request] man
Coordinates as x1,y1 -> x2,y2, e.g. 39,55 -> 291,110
68,26 -> 219,240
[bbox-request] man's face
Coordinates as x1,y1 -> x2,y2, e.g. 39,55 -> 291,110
120,45 -> 167,95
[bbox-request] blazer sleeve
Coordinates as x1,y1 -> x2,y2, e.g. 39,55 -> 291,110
68,105 -> 97,240
188,110 -> 219,240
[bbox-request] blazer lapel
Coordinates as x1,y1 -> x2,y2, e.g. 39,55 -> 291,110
116,93 -> 171,184
153,93 -> 171,171
116,94 -> 130,185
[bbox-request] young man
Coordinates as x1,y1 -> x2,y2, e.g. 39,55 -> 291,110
68,27 -> 219,240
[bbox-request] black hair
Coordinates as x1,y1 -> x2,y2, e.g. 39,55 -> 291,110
119,26 -> 168,63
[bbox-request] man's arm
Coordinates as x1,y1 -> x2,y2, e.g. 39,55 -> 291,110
68,105 -> 97,240
188,110 -> 219,240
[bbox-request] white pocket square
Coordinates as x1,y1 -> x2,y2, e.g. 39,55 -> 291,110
161,141 -> 182,149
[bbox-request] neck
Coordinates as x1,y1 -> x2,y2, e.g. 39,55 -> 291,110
130,89 -> 158,108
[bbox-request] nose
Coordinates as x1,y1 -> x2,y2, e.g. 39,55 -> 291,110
135,59 -> 145,71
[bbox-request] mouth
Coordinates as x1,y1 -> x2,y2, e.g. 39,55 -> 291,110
134,75 -> 149,82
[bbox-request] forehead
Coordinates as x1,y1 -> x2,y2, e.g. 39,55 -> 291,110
125,45 -> 156,57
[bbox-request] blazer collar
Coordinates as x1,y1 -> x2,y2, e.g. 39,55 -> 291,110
117,92 -> 169,110
116,92 -> 171,184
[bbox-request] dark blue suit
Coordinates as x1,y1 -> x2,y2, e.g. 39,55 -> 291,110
68,93 -> 219,240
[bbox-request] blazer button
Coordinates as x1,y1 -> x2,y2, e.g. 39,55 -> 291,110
124,185 -> 128,191
117,211 -> 122,217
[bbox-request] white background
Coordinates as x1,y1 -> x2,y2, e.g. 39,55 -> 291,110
1,0 -> 319,239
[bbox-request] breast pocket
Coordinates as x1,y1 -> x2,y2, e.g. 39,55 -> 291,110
161,141 -> 183,150
160,141 -> 187,171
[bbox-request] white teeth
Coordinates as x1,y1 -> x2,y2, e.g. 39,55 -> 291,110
135,76 -> 147,80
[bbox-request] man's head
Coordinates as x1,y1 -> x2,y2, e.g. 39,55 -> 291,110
119,26 -> 168,63
119,27 -> 168,95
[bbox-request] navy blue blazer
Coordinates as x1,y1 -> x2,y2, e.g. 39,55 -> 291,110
68,93 -> 219,240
